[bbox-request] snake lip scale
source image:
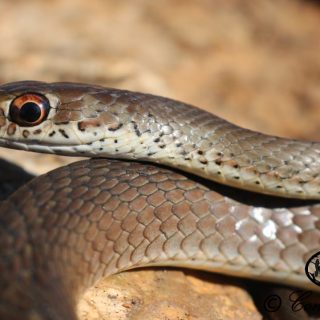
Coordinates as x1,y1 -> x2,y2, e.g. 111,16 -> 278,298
0,81 -> 319,319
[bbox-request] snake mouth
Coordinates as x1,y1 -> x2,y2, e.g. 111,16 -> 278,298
0,137 -> 100,156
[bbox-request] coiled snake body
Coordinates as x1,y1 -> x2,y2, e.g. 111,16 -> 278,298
0,81 -> 319,319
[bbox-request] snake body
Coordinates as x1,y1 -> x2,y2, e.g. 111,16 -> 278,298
0,81 -> 319,319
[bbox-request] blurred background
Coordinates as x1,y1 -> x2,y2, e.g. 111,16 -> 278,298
0,0 -> 319,174
0,0 -> 319,319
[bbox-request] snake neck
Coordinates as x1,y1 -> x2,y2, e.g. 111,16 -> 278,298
51,108 -> 320,200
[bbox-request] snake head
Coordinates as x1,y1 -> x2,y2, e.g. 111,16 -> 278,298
0,81 -> 140,157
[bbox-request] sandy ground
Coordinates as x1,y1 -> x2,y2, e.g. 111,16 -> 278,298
0,0 -> 319,319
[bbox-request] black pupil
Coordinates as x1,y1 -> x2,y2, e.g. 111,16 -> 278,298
20,102 -> 41,123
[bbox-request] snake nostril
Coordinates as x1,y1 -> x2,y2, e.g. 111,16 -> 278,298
9,93 -> 50,127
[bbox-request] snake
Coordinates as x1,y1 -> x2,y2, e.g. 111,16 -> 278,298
0,80 -> 319,319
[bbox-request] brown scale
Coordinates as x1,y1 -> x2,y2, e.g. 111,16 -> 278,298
6,123 -> 16,136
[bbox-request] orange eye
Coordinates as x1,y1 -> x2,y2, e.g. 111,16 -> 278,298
9,93 -> 50,127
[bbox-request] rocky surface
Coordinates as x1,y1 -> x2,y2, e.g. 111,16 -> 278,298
0,0 -> 319,319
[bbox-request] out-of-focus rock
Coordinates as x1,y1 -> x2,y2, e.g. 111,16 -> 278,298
78,270 -> 260,320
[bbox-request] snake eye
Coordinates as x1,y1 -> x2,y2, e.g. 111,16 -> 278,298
9,93 -> 50,127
